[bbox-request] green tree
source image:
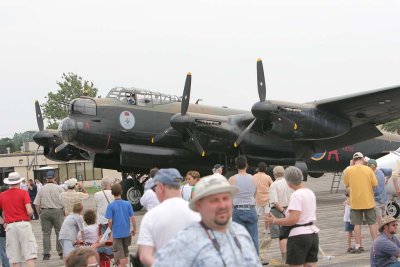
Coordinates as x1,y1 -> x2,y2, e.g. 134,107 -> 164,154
42,73 -> 98,129
0,138 -> 16,154
382,119 -> 400,134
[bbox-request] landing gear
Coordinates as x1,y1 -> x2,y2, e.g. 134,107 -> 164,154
120,177 -> 144,211
386,201 -> 400,218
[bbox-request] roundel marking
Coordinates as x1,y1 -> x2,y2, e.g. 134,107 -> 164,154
311,151 -> 327,161
119,111 -> 135,129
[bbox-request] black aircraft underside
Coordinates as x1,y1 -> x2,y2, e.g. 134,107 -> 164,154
34,59 -> 400,179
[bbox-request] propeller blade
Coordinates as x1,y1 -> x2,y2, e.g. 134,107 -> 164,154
151,127 -> 173,144
55,143 -> 68,153
186,129 -> 205,157
35,100 -> 44,131
257,58 -> 266,102
181,72 -> 192,115
234,119 -> 256,148
28,145 -> 40,171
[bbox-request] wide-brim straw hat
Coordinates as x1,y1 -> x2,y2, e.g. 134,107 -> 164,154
189,173 -> 238,211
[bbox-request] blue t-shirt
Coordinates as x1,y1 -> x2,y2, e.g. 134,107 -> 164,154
105,199 -> 134,238
370,233 -> 400,267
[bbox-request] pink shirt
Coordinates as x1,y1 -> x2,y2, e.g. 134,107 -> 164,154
286,188 -> 319,237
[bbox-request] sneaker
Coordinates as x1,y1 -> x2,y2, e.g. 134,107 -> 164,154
350,247 -> 363,254
43,254 -> 51,260
59,253 -> 63,259
347,248 -> 352,253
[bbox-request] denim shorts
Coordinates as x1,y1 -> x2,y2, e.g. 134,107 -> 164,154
59,239 -> 75,257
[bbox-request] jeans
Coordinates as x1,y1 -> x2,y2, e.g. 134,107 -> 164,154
0,236 -> 10,267
232,207 -> 259,255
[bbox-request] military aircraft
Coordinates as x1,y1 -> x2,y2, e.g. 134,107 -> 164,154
33,59 -> 400,210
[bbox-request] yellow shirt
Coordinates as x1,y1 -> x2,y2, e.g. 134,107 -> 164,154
343,165 -> 378,209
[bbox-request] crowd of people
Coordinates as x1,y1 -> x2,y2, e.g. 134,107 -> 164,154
0,151 -> 399,266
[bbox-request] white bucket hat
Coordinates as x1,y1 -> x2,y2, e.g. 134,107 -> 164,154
4,172 -> 25,185
189,173 -> 238,211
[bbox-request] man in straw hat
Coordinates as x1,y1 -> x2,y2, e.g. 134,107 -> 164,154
153,173 -> 261,266
370,216 -> 400,267
0,172 -> 37,266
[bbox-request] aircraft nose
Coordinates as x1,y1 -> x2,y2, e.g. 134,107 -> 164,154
59,117 -> 77,142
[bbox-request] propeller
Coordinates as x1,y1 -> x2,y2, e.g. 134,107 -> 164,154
151,72 -> 205,156
55,143 -> 69,153
35,100 -> 44,131
151,127 -> 173,144
234,58 -> 298,147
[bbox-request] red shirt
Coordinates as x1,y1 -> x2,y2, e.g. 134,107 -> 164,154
0,188 -> 31,223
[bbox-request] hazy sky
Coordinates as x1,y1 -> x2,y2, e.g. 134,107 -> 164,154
1,0 -> 399,138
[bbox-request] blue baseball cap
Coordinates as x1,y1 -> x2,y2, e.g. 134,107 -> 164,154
154,168 -> 183,187
144,178 -> 155,191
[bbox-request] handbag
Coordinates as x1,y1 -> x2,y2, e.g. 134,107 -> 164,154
279,222 -> 313,239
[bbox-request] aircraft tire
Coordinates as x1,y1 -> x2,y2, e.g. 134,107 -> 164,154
120,178 -> 144,211
386,201 -> 400,218
308,172 -> 324,179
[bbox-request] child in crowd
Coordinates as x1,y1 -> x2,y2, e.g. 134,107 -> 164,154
59,203 -> 85,259
105,183 -> 136,267
79,209 -> 99,245
343,190 -> 363,253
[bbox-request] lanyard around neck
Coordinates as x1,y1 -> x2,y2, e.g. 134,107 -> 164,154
199,221 -> 242,267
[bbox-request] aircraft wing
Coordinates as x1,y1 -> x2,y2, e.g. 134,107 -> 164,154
315,85 -> 400,127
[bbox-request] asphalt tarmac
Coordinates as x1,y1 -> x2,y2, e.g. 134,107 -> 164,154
30,173 -> 373,267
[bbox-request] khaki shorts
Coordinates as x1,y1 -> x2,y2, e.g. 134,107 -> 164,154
256,205 -> 270,216
6,221 -> 37,263
350,208 -> 376,225
112,236 -> 132,260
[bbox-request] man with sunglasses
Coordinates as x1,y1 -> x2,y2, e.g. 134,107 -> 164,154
153,173 -> 261,266
137,168 -> 200,267
370,216 -> 400,267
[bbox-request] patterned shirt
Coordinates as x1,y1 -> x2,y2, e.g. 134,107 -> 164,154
61,190 -> 89,215
33,182 -> 64,209
154,222 -> 261,267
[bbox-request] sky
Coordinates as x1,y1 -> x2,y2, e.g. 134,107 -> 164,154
1,0 -> 399,138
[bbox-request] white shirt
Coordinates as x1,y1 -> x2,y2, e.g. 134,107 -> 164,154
286,188 -> 320,237
94,190 -> 114,224
269,177 -> 292,207
180,184 -> 193,201
140,189 -> 160,211
137,197 -> 200,251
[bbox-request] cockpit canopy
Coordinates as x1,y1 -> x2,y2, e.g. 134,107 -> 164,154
106,87 -> 181,107
69,98 -> 96,116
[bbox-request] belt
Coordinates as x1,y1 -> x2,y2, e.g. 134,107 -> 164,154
7,220 -> 30,224
271,206 -> 288,209
234,205 -> 255,208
